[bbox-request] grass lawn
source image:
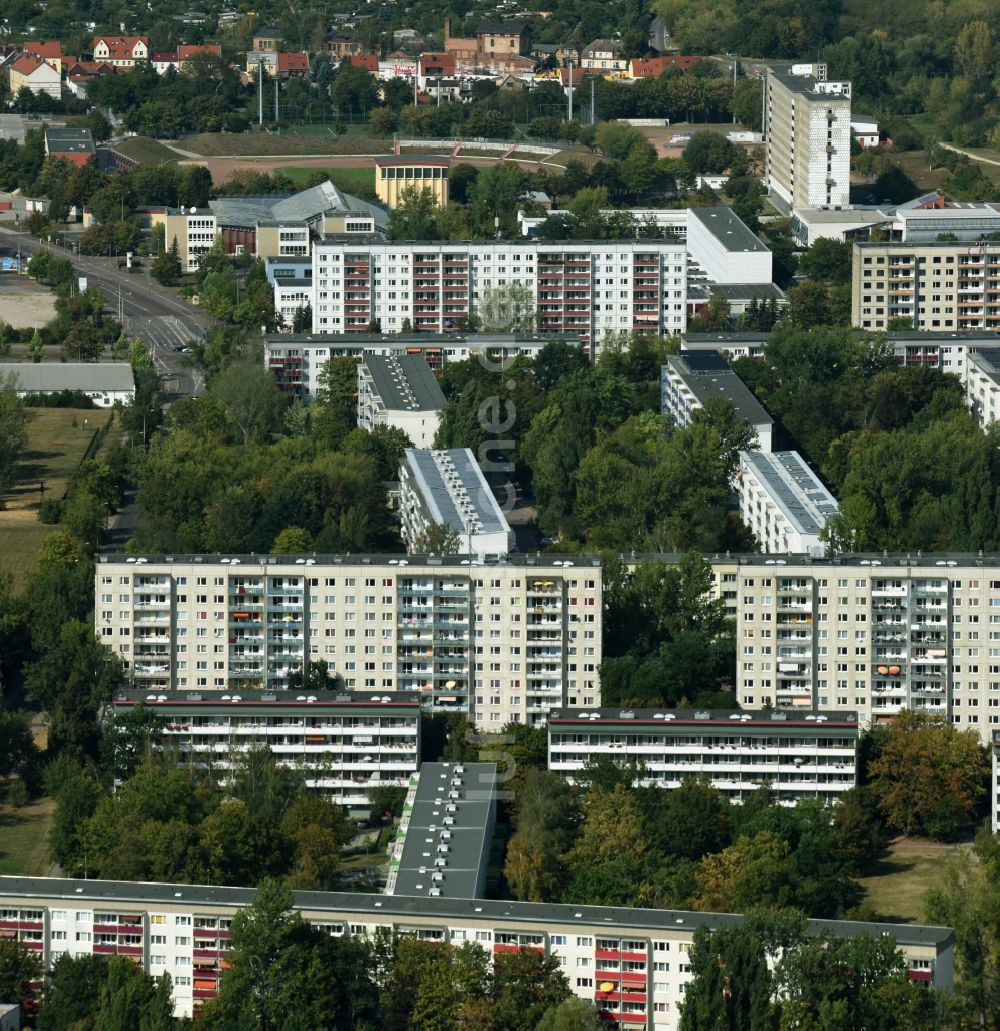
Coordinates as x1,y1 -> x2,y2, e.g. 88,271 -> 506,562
114,136 -> 180,164
0,406 -> 113,585
855,840 -> 961,923
276,165 -> 375,195
0,796 -> 54,876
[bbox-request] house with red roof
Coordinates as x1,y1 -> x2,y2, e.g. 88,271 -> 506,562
349,54 -> 378,73
629,55 -> 700,78
277,51 -> 309,76
92,35 -> 149,67
7,53 -> 61,98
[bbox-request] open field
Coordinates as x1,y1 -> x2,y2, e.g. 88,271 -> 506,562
276,165 -> 376,194
114,136 -> 180,165
0,797 -> 54,876
0,276 -> 58,328
0,406 -> 113,585
178,132 -> 394,157
855,840 -> 962,923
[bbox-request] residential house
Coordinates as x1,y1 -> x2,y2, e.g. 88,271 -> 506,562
7,54 -> 61,99
628,55 -> 700,78
251,28 -> 282,51
324,31 -> 367,58
580,38 -> 627,72
44,126 -> 96,167
357,353 -> 445,448
91,35 -> 149,67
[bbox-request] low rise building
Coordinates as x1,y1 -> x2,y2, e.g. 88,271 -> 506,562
2,362 -> 133,407
44,127 -> 95,167
6,54 -> 61,99
375,156 -> 450,208
399,448 -> 514,557
96,552 -> 602,725
265,332 -> 573,396
580,39 -> 627,72
357,352 -> 444,447
385,762 -> 496,898
965,346 -> 1000,428
548,707 -> 859,805
737,450 -> 838,554
660,351 -> 774,451
0,876 -> 955,1022
686,206 -> 772,285
111,689 -> 421,813
92,35 -> 149,66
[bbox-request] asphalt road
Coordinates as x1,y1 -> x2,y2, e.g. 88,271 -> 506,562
0,224 -> 209,397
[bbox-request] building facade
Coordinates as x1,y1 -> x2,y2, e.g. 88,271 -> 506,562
398,448 -> 514,557
7,54 -> 61,98
111,690 -> 420,812
305,239 -> 688,344
3,362 -> 134,407
357,353 -> 445,448
92,35 -> 149,66
0,876 -> 954,1024
764,65 -> 851,212
737,450 -> 838,554
95,553 -> 602,727
852,240 -> 1000,333
375,156 -> 450,209
965,346 -> 1000,428
660,351 -> 774,451
548,708 -> 859,805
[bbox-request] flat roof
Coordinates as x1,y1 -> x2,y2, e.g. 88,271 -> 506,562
688,206 -> 767,253
391,762 -> 496,899
362,352 -> 445,412
769,70 -> 851,99
740,449 -> 839,535
0,876 -> 953,949
1,362 -> 133,392
112,688 -> 422,710
403,448 -> 510,537
967,346 -> 1000,383
375,155 -> 450,167
548,707 -> 858,728
708,283 -> 785,302
264,332 -> 579,347
98,552 -> 600,569
664,351 -> 774,429
45,126 -> 96,153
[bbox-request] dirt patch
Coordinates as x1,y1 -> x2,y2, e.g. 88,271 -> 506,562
0,277 -> 58,328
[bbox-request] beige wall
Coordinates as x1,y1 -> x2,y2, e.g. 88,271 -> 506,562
376,163 -> 449,208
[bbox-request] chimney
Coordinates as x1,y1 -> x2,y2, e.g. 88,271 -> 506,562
444,18 -> 451,44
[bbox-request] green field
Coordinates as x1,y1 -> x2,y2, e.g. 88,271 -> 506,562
855,842 -> 960,923
0,406 -> 113,585
114,136 -> 180,164
0,797 -> 54,876
276,165 -> 376,195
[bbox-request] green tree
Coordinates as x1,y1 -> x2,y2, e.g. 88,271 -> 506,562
129,337 -> 153,372
0,938 -> 40,1011
26,328 -> 44,362
535,996 -> 604,1031
798,237 -> 853,284
271,525 -> 314,554
0,374 -> 27,500
413,521 -> 462,555
683,130 -> 739,174
151,238 -> 182,286
212,360 -> 286,446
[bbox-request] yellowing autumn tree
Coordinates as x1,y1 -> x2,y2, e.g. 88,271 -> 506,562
865,711 -> 988,840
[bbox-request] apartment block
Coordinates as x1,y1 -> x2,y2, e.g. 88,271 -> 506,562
264,332 -> 581,398
660,351 -> 774,451
95,553 -> 602,727
399,449 -> 514,557
547,707 -> 859,805
0,876 -> 953,1024
111,689 -> 420,813
306,240 -> 687,345
737,450 -> 838,554
851,240 -> 1000,333
765,65 -> 851,212
964,346 -> 1000,428
357,353 -> 445,448
992,731 -> 1000,834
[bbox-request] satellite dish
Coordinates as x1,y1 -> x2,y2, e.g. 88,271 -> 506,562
189,206 -> 197,214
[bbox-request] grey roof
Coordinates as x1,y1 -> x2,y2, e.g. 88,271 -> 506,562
403,448 -> 510,537
688,206 -> 767,253
967,346 -> 1000,384
0,876 -> 954,949
362,352 -> 445,412
266,332 -> 579,348
209,180 -> 387,230
99,552 -> 602,568
112,688 -> 422,711
665,351 -> 774,429
708,283 -> 785,302
548,707 -> 858,728
391,762 -> 496,899
2,362 -> 133,393
769,70 -> 851,99
45,126 -> 95,154
740,450 -> 839,536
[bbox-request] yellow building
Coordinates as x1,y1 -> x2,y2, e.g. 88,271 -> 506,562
375,156 -> 450,209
